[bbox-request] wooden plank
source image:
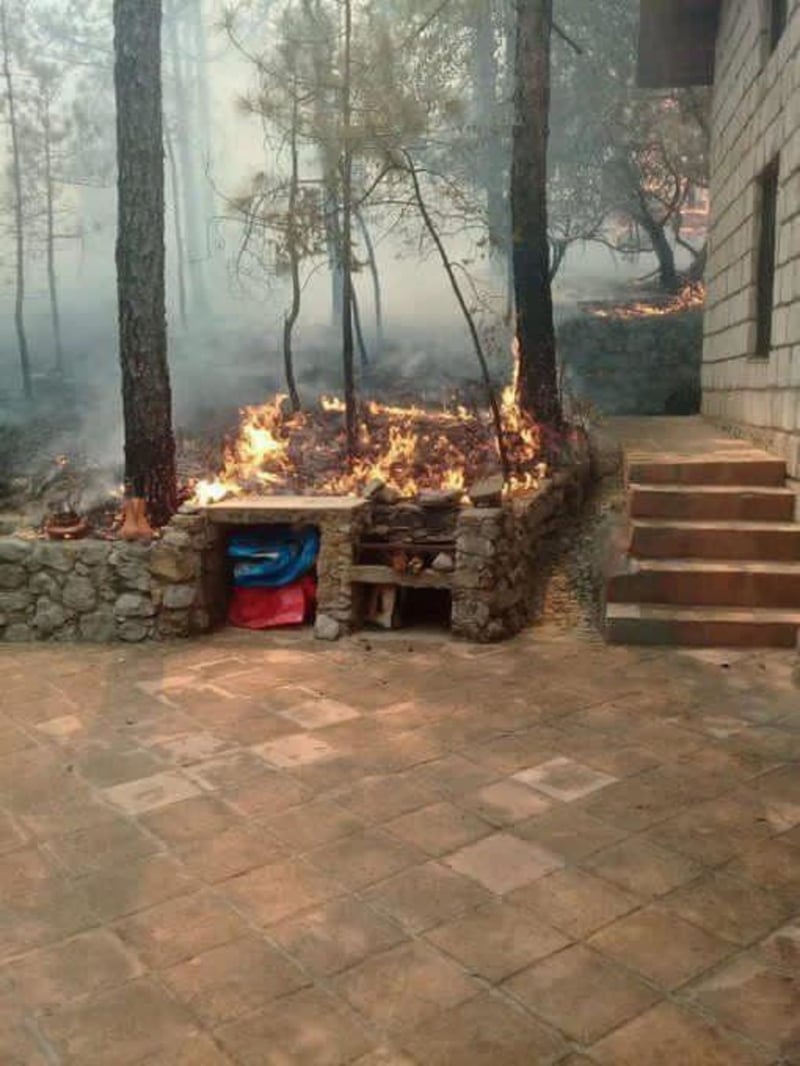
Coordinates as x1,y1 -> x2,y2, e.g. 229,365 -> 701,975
358,540 -> 456,552
350,564 -> 454,589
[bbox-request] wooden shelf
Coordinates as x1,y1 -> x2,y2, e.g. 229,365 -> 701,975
350,564 -> 454,589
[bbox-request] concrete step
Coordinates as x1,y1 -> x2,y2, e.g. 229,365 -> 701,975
606,603 -> 800,648
629,484 -> 797,523
630,519 -> 800,561
627,457 -> 787,487
607,558 -> 800,608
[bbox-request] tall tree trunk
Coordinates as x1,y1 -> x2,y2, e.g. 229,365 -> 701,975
511,0 -> 561,426
113,0 -> 177,526
474,0 -> 507,255
341,0 -> 357,458
165,124 -> 189,329
165,0 -> 208,318
351,283 -> 369,369
282,81 -> 301,412
41,95 -> 65,373
355,209 -> 383,358
1,1 -> 32,399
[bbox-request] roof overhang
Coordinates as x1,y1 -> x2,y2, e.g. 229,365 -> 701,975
638,0 -> 722,88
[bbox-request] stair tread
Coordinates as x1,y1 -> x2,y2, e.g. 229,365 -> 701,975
631,518 -> 800,532
606,603 -> 800,623
626,558 -> 800,574
629,483 -> 795,495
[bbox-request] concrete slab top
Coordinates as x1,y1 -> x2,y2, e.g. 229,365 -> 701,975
203,495 -> 367,524
606,417 -> 779,462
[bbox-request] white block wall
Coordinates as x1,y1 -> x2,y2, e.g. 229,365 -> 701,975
703,0 -> 800,475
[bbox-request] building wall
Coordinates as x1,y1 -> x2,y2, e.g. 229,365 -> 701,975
703,0 -> 800,475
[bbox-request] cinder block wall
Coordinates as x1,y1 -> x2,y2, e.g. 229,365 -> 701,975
703,0 -> 800,475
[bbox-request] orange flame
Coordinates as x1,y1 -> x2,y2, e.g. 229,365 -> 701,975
192,386 -> 545,505
587,281 -> 705,321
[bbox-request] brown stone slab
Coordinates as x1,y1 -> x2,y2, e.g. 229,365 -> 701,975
590,1001 -> 770,1065
505,943 -> 659,1044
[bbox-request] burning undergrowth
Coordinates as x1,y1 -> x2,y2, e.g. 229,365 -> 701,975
582,281 -> 706,321
193,387 -> 552,505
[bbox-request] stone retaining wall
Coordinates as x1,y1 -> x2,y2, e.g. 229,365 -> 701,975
452,459 -> 592,642
0,514 -> 224,644
0,454 -> 592,644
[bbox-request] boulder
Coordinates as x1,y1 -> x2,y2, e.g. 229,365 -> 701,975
63,575 -> 98,613
79,609 -> 116,643
314,613 -> 342,641
0,538 -> 32,564
29,542 -> 75,573
149,544 -> 197,582
0,565 -> 25,590
33,598 -> 67,636
114,593 -> 157,619
162,584 -> 196,610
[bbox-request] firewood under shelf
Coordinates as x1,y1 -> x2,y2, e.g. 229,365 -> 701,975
350,564 -> 454,589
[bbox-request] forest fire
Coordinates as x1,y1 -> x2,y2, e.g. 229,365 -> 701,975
586,281 -> 706,321
192,388 -> 545,505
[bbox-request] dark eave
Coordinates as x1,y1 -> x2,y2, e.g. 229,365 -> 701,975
638,0 -> 722,88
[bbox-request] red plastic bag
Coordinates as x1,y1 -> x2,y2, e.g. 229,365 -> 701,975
228,576 -> 317,629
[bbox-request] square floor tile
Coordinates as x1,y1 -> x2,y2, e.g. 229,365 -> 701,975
759,918 -> 800,975
178,824 -> 289,883
425,901 -> 569,982
101,771 -> 201,815
35,715 -> 83,739
724,838 -> 800,907
585,837 -> 703,898
514,805 -> 628,862
223,857 -> 344,925
460,781 -> 552,826
115,889 -> 249,969
505,944 -> 659,1044
588,905 -> 733,989
148,732 -> 232,766
162,935 -> 308,1026
281,698 -> 361,730
253,734 -> 339,769
46,819 -> 160,876
508,868 -> 639,939
444,833 -> 563,895
269,897 -> 406,976
309,830 -> 424,890
1,929 -> 143,1010
141,795 -> 238,846
335,774 -> 438,823
333,942 -> 478,1033
514,757 -> 617,802
662,871 -> 791,946
217,986 -> 374,1066
265,799 -> 365,851
364,861 -> 491,933
385,801 -> 492,856
401,993 -> 567,1065
590,1001 -> 769,1066
689,954 -> 800,1054
41,977 -> 198,1066
77,854 -> 197,922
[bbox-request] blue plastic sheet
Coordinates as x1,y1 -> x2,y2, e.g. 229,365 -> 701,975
228,526 -> 320,588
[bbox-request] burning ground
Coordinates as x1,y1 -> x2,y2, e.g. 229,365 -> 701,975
191,386 -> 553,506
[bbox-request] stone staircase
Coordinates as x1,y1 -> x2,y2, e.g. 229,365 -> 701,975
605,454 -> 800,647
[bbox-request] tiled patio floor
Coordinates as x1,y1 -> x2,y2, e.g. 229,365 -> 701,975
0,627 -> 798,1064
